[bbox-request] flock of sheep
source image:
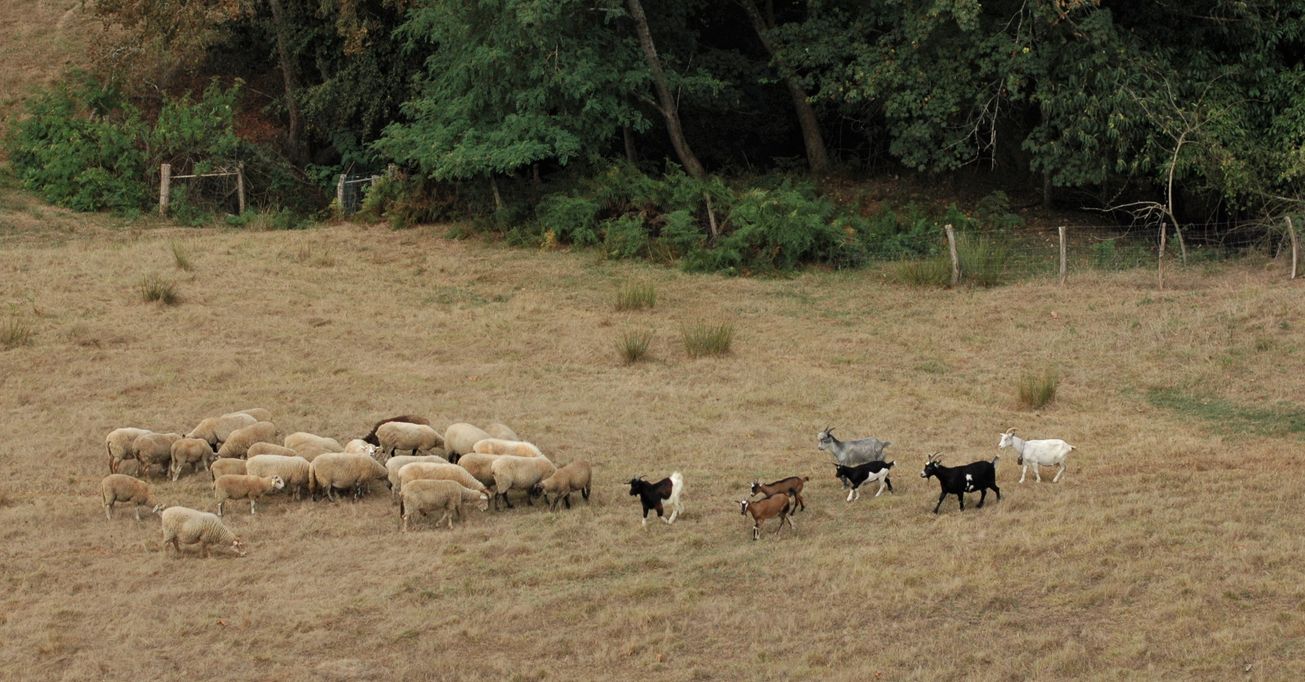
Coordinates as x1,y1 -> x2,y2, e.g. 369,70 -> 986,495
98,409 -> 1078,556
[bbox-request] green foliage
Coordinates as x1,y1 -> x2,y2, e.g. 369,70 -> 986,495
614,282 -> 656,311
603,215 -> 650,260
891,257 -> 952,288
616,329 -> 653,364
1017,367 -> 1060,410
536,194 -> 600,246
1148,388 -> 1305,438
704,182 -> 865,273
975,192 -> 1023,232
682,321 -> 734,358
956,234 -> 1010,288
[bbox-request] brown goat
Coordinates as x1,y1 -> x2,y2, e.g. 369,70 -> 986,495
749,475 -> 808,513
738,493 -> 794,541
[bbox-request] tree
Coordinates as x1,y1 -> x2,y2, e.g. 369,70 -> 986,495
625,0 -> 706,179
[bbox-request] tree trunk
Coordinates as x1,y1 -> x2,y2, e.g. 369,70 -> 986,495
267,0 -> 302,157
739,0 -> 829,174
625,0 -> 706,179
622,126 -> 638,163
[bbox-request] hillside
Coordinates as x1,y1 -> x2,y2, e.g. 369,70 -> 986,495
0,0 -> 96,146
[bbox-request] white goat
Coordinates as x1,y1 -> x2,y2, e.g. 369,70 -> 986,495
998,428 -> 1074,483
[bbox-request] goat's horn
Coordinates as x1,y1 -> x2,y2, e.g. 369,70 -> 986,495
1004,427 -> 1016,435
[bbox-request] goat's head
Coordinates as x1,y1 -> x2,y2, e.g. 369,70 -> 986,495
920,452 -> 943,479
998,428 -> 1017,450
738,499 -> 751,515
817,426 -> 836,451
749,481 -> 762,496
627,476 -> 646,496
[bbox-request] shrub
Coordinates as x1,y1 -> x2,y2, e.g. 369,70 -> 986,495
658,209 -> 705,258
682,321 -> 733,357
138,274 -> 179,305
614,282 -> 656,311
616,330 -> 653,364
1017,367 -> 1059,409
170,241 -> 193,271
602,215 -> 649,260
975,191 -> 1023,232
890,257 -> 952,287
535,194 -> 600,246
1,318 -> 34,350
705,183 -> 864,273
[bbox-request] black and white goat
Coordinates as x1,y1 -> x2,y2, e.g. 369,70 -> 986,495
628,472 -> 684,527
749,476 -> 808,512
739,493 -> 794,540
833,461 -> 894,502
919,452 -> 1000,514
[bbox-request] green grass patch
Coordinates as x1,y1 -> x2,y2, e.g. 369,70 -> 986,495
1,318 -> 34,349
1147,388 -> 1305,438
616,329 -> 653,364
614,282 -> 656,311
682,321 -> 733,357
890,257 -> 952,288
1017,367 -> 1059,409
137,274 -> 180,305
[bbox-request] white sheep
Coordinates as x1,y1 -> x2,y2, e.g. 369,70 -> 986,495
396,462 -> 490,500
472,438 -> 544,458
376,422 -> 443,460
235,408 -> 272,422
105,427 -> 151,474
160,506 -> 245,558
187,412 -> 257,449
533,460 -> 592,511
399,479 -> 490,531
343,438 -> 379,458
284,432 -> 343,456
246,454 -> 315,500
209,458 -> 247,480
442,423 -> 491,462
214,474 -> 285,516
385,455 -> 449,497
170,438 -> 216,480
490,455 -> 557,510
454,453 -> 500,489
998,428 -> 1075,483
216,421 -> 278,459
312,452 -> 388,501
484,423 -> 519,441
100,474 -> 161,521
246,442 -> 299,458
133,432 -> 183,478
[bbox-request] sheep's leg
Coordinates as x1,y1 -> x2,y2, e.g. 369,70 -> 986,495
250,499 -> 257,515
1053,463 -> 1065,483
436,511 -> 451,529
562,493 -> 571,510
217,501 -> 224,517
401,513 -> 409,532
582,486 -> 590,502
105,503 -> 113,521
500,492 -> 514,509
201,542 -> 210,559
133,505 -> 142,522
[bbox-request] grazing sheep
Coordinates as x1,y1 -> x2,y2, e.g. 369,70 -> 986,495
385,455 -> 449,496
343,439 -> 379,458
363,414 -> 431,446
169,438 -> 216,481
472,438 -> 544,458
442,423 -> 491,463
214,474 -> 285,516
100,474 -> 160,521
628,472 -> 685,527
235,408 -> 272,422
532,460 -> 591,511
216,421 -> 278,459
246,442 -> 299,458
484,423 -> 519,441
454,453 -> 500,489
133,432 -> 183,478
998,428 -> 1075,484
284,432 -> 343,455
750,476 -> 808,513
376,422 -> 443,460
209,458 -> 247,481
246,455 -> 314,500
312,452 -> 387,502
105,427 -> 151,474
490,455 -> 557,510
739,493 -> 794,541
160,506 -> 245,558
399,480 -> 490,531
187,412 -> 257,449
396,462 -> 490,501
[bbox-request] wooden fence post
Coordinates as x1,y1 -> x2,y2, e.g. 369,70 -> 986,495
159,163 -> 171,216
1058,225 -> 1068,286
337,174 -> 347,213
944,223 -> 960,287
235,163 -> 246,215
1158,220 -> 1167,291
1289,216 -> 1299,280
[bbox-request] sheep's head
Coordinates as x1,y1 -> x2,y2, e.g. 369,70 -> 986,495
271,476 -> 285,490
230,537 -> 247,557
920,452 -> 943,479
817,427 -> 835,452
998,429 -> 1017,450
476,493 -> 490,512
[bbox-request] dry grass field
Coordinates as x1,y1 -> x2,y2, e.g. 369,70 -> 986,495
1,195 -> 1304,679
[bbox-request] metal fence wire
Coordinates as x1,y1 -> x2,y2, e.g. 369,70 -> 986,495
336,174 -> 380,215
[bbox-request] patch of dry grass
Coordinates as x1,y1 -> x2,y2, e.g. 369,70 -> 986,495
0,217 -> 1302,680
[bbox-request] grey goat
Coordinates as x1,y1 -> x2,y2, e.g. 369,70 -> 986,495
817,427 -> 891,467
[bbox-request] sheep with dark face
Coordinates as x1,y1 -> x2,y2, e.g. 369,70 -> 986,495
363,414 -> 432,446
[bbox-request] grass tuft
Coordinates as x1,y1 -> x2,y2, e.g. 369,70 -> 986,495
890,257 -> 952,288
957,234 -> 1010,288
170,240 -> 193,271
1017,366 -> 1059,409
682,321 -> 733,357
1,318 -> 34,349
138,274 -> 180,305
614,282 -> 657,311
616,329 -> 653,364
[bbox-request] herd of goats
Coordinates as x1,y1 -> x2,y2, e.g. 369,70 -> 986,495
97,410 -> 1078,556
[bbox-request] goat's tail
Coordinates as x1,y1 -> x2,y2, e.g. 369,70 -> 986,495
991,455 -> 1000,465
669,471 -> 684,500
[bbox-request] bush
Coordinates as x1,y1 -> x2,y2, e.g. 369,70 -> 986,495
602,215 -> 649,260
616,330 -> 653,364
536,194 -> 600,246
975,191 -> 1023,232
705,183 -> 864,273
682,321 -> 733,357
1017,367 -> 1059,409
614,282 -> 656,311
170,241 -> 193,271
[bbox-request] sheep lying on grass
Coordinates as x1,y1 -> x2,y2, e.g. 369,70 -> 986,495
133,432 -> 182,478
100,474 -> 161,521
209,458 -> 247,480
490,455 -> 557,510
532,460 -> 591,511
170,438 -> 215,481
187,412 -> 257,450
399,480 -> 489,531
246,455 -> 314,500
215,475 -> 284,516
312,452 -> 387,501
385,455 -> 448,496
376,422 -> 442,460
472,438 -> 543,458
216,421 -> 277,459
442,423 -> 490,463
105,427 -> 151,474
160,506 -> 245,558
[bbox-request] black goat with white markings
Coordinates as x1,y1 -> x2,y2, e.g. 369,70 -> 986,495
627,471 -> 684,527
833,461 -> 895,502
919,452 -> 1000,513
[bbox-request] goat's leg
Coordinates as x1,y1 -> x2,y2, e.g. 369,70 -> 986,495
1053,462 -> 1065,483
752,521 -> 760,541
977,488 -> 987,508
934,492 -> 946,514
665,500 -> 678,524
992,483 -> 1001,501
785,513 -> 796,531
1034,464 -> 1042,483
957,492 -> 965,510
846,488 -> 855,503
1019,463 -> 1027,484
874,479 -> 886,497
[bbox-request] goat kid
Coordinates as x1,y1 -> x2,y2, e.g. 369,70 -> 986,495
749,476 -> 808,512
919,452 -> 1000,514
627,472 -> 684,527
998,428 -> 1074,484
833,461 -> 895,502
738,493 -> 794,540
